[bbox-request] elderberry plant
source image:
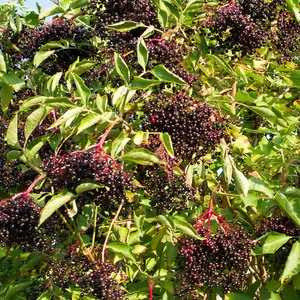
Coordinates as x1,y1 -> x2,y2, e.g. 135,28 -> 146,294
0,0 -> 299,299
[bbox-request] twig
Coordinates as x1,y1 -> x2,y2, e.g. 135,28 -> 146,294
101,200 -> 124,263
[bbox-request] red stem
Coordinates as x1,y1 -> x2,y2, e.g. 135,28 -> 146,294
148,278 -> 153,300
98,117 -> 120,148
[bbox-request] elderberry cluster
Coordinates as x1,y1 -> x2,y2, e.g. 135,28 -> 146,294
0,195 -> 47,250
146,39 -> 198,84
257,214 -> 300,269
1,19 -> 94,74
142,94 -> 228,161
139,165 -> 195,214
48,251 -> 124,299
176,227 -> 251,297
201,3 -> 266,56
43,149 -> 135,211
88,0 -> 159,53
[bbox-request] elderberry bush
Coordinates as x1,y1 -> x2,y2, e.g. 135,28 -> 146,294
176,227 -> 252,297
142,94 -> 228,161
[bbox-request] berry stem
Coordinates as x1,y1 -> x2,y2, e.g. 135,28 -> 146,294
148,278 -> 153,300
98,117 -> 121,149
101,199 -> 124,263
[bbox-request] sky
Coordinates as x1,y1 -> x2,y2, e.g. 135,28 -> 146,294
25,0 -> 53,10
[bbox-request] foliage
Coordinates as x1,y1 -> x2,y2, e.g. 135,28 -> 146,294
0,0 -> 300,299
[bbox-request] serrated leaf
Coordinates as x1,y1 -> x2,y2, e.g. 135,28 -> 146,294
131,77 -> 160,89
173,217 -> 202,239
72,61 -> 95,76
33,50 -> 55,68
2,73 -> 25,92
76,113 -> 102,134
137,38 -> 148,71
157,215 -> 174,229
25,107 -> 52,141
39,192 -> 74,226
141,25 -> 155,38
70,72 -> 90,107
121,148 -> 161,165
114,53 -> 130,84
159,132 -> 174,157
249,178 -> 274,197
107,21 -> 143,32
280,241 -> 300,284
222,153 -> 233,183
151,65 -> 186,84
106,242 -> 136,262
253,232 -> 291,255
6,113 -> 21,149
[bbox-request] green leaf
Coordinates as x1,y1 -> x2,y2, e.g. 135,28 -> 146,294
133,212 -> 145,237
275,192 -> 300,226
222,153 -> 233,183
70,0 -> 88,9
107,21 -> 143,32
253,232 -> 291,255
289,70 -> 300,88
121,148 -> 161,165
47,72 -> 62,92
6,113 -> 21,149
4,281 -> 33,300
249,178 -> 274,197
76,113 -> 102,134
137,38 -> 148,71
280,241 -> 300,284
157,215 -> 174,229
2,73 -> 25,92
158,6 -> 168,28
286,0 -> 300,22
49,107 -> 85,128
39,191 -> 74,226
0,53 -> 7,73
159,133 -> 174,158
114,53 -> 130,84
33,50 -> 55,68
131,77 -> 160,89
24,107 -> 52,141
39,5 -> 65,19
207,54 -> 236,77
0,83 -> 13,112
111,131 -> 131,158
96,94 -> 107,113
151,65 -> 186,84
106,242 -> 136,262
232,164 -> 250,196
226,293 -> 252,300
72,61 -> 95,76
247,106 -> 288,127
70,72 -> 91,107
40,41 -> 66,51
173,217 -> 202,239
76,182 -> 104,194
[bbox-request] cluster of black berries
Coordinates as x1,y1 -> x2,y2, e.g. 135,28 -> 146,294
48,250 -> 124,299
2,19 -> 94,74
201,0 -> 300,59
0,195 -> 47,250
201,3 -> 266,56
257,214 -> 300,269
146,39 -> 198,84
176,226 -> 252,297
142,94 -> 228,161
43,149 -> 135,212
88,0 -> 159,53
139,165 -> 195,214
